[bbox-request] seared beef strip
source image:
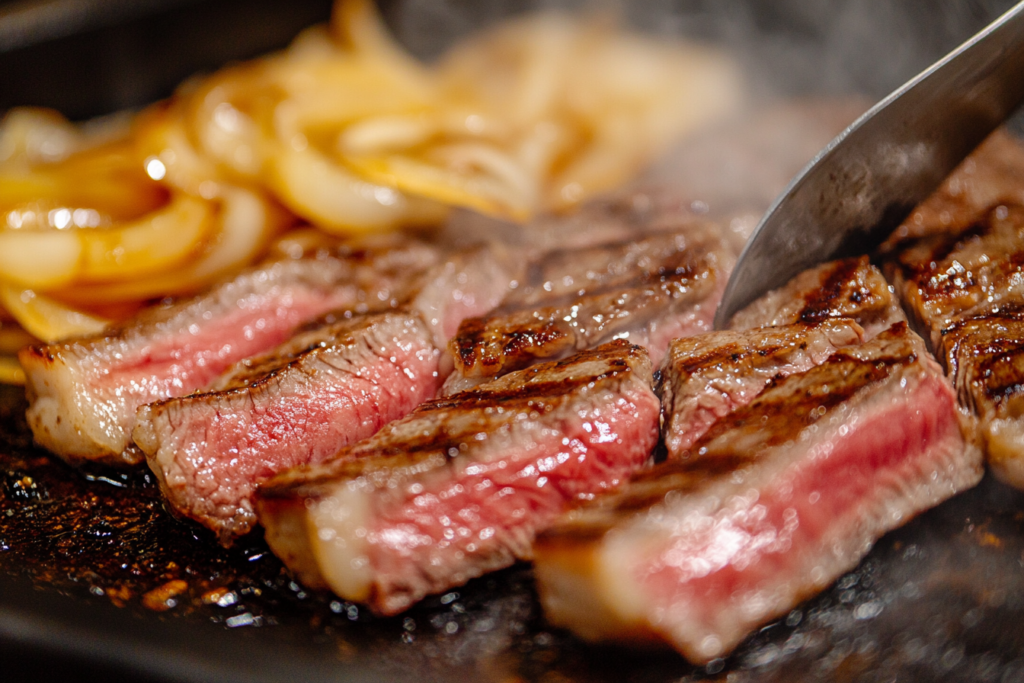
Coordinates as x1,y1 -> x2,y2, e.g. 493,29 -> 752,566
883,130 -> 1024,246
444,226 -> 733,394
886,203 -> 1024,341
939,306 -> 1024,486
133,312 -> 441,543
133,244 -> 519,542
256,341 -> 660,616
728,256 -> 905,337
20,238 -> 439,466
534,323 -> 981,664
658,319 -> 864,459
882,132 -> 1024,488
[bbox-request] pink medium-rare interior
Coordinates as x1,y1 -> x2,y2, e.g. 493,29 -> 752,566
156,334 -> 444,533
634,371 -> 965,656
90,286 -> 355,407
368,384 -> 661,612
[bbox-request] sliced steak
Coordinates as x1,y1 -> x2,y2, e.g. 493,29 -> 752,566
444,226 -> 733,393
132,244 -> 519,542
883,129 -> 1024,246
20,238 -> 439,466
256,340 -> 660,616
659,319 -> 864,458
133,312 -> 441,543
534,323 -> 981,664
882,133 -> 1024,488
728,256 -> 905,338
938,305 -> 1024,486
885,203 -> 1024,343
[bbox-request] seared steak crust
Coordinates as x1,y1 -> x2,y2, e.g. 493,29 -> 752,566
882,133 -> 1024,488
133,311 -> 442,543
729,256 -> 904,337
257,341 -> 660,615
937,305 -> 1024,485
534,324 -> 981,663
130,243 -> 519,542
886,203 -> 1024,341
448,227 -> 732,387
658,319 -> 864,458
20,238 -> 439,466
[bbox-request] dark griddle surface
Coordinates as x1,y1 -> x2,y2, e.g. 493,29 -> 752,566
3,1 -> 1024,680
2,382 -> 1024,683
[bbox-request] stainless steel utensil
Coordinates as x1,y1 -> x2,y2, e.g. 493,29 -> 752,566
714,0 -> 1024,328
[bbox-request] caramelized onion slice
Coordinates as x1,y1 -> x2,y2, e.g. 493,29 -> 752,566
0,356 -> 25,385
346,144 -> 535,221
0,285 -> 109,342
268,145 -> 447,233
56,186 -> 280,304
0,230 -> 82,289
81,193 -> 213,282
134,103 -> 225,196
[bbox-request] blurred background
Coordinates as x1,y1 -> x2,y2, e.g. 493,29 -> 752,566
0,0 -> 1019,121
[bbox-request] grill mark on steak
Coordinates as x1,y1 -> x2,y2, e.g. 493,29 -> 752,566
887,204 -> 1024,337
445,226 -> 732,392
729,256 -> 904,338
533,323 -> 982,663
19,237 -> 440,467
882,132 -> 1024,489
256,341 -> 660,616
133,312 -> 442,544
797,258 -> 867,322
131,244 -> 520,543
936,305 -> 1024,485
658,319 -> 864,458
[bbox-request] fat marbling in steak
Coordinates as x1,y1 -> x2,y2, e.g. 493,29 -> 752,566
20,237 -> 439,466
256,341 -> 660,616
658,319 -> 864,459
534,323 -> 981,664
883,131 -> 1024,488
133,244 -> 519,542
444,226 -> 733,394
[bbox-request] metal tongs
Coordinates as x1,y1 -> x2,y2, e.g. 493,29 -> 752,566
714,0 -> 1024,329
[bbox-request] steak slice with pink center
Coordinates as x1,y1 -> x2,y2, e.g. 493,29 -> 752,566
659,319 -> 864,458
880,134 -> 1024,489
133,312 -> 442,543
20,238 -> 439,466
728,256 -> 905,338
256,340 -> 660,616
132,244 -> 520,542
443,226 -> 733,394
534,323 -> 982,664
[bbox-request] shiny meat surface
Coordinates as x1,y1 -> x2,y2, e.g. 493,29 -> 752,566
19,238 -> 440,467
729,256 -> 905,338
938,305 -> 1024,486
133,312 -> 443,544
4,380 -> 1024,682
883,132 -> 1024,489
534,324 -> 982,664
886,203 -> 1024,339
406,243 -> 524,351
882,130 -> 1024,245
658,320 -> 864,458
130,243 -> 519,543
257,341 -> 659,616
445,227 -> 732,392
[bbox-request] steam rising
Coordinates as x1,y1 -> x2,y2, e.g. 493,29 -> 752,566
383,0 -> 1018,100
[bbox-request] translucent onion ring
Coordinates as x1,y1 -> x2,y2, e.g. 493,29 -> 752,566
0,285 -> 109,343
